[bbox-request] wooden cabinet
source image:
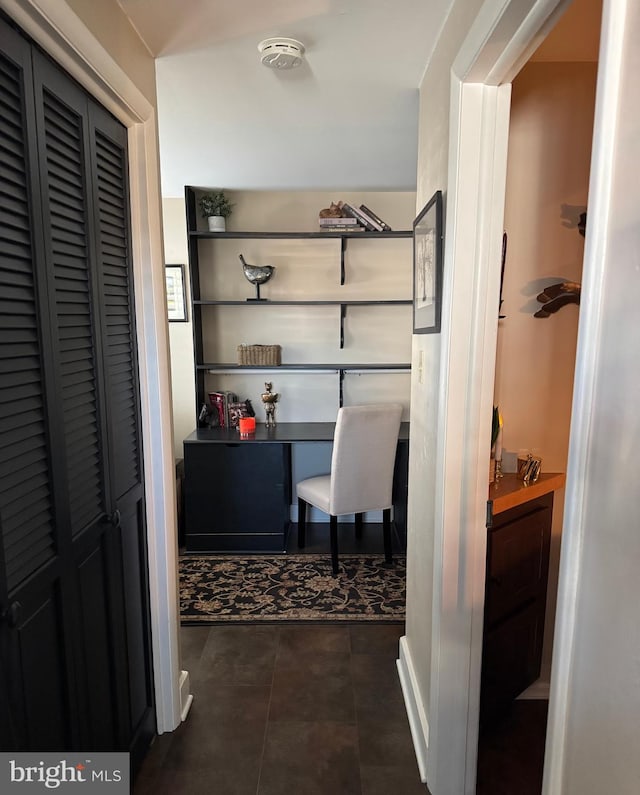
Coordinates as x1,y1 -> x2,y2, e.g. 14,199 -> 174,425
480,475 -> 564,724
184,433 -> 291,552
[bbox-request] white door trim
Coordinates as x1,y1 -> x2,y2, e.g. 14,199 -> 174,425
1,0 -> 183,733
542,1 -> 623,791
426,1 -> 573,793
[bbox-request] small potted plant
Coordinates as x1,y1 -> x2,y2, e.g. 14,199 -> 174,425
198,191 -> 234,232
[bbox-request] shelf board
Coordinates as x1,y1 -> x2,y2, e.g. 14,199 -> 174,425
188,230 -> 412,240
193,299 -> 412,307
198,363 -> 411,372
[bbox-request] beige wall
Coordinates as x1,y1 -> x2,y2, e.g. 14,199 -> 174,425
63,0 -> 157,104
163,191 -> 415,459
497,60 -> 597,677
163,199 -> 194,455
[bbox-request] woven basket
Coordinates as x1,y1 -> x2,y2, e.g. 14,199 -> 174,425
237,344 -> 282,366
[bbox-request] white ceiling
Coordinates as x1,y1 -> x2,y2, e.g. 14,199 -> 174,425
117,0 -> 454,197
117,0 -> 602,198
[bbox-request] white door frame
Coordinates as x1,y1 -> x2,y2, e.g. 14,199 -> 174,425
1,0 -> 184,733
426,1 -> 576,793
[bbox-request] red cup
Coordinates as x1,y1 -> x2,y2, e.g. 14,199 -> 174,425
239,417 -> 256,436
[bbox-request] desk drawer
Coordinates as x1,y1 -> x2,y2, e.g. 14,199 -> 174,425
184,442 -> 290,552
486,505 -> 550,628
480,600 -> 542,724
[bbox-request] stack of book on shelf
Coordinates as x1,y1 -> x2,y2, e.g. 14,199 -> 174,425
318,216 -> 364,232
342,203 -> 393,231
207,390 -> 237,428
318,202 -> 393,232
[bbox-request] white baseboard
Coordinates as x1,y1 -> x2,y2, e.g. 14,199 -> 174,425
397,635 -> 429,784
179,670 -> 193,721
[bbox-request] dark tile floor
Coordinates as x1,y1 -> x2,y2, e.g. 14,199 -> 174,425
134,623 -> 429,795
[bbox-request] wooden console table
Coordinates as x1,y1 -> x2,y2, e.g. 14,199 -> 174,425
481,472 -> 566,723
183,423 -> 409,553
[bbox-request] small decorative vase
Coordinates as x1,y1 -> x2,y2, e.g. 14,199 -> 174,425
207,215 -> 226,232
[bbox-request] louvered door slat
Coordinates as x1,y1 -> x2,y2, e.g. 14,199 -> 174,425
66,450 -> 100,478
0,406 -> 42,434
6,546 -> 55,589
3,459 -> 49,497
42,94 -> 81,142
0,397 -> 42,425
4,522 -> 53,565
59,391 -> 94,415
42,89 -> 105,536
60,337 -> 93,355
0,51 -> 55,592
0,416 -> 45,449
0,354 -> 40,375
3,502 -> 52,544
46,174 -> 85,210
0,68 -> 20,98
0,146 -> 28,179
57,321 -> 92,337
0,269 -> 33,290
0,369 -> 42,396
2,486 -> 50,524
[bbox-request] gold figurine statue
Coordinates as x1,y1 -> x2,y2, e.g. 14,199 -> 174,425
261,382 -> 279,428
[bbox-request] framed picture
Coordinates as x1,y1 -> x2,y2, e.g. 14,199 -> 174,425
165,264 -> 188,322
413,190 -> 443,333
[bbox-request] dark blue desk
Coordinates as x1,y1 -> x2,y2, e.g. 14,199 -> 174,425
183,423 -> 409,553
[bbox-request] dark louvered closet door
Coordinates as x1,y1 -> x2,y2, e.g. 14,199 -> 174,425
88,102 -> 154,763
0,25 -> 79,752
32,51 -> 126,751
0,16 -> 154,763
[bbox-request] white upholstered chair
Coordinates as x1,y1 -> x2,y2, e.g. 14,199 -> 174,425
296,403 -> 403,575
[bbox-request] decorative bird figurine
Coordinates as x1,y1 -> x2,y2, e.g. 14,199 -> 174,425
239,254 -> 275,301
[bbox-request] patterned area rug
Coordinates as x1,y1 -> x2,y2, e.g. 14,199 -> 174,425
179,554 -> 406,623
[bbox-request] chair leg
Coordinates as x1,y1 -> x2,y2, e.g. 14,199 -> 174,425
383,508 -> 393,565
298,498 -> 306,548
330,515 -> 339,575
355,512 -> 363,539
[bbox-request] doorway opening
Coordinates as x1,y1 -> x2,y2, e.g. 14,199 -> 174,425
477,1 -> 601,791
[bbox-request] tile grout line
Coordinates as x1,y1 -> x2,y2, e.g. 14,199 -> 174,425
349,626 -> 365,795
254,625 -> 280,795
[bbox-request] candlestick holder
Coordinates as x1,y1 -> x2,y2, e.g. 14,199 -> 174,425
494,458 -> 503,480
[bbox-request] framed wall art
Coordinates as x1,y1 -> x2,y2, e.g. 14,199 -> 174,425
165,263 -> 188,322
413,190 -> 443,333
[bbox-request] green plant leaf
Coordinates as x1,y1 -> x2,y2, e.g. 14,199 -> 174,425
198,191 -> 234,218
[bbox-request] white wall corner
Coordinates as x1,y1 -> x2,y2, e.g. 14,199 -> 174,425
397,635 -> 430,784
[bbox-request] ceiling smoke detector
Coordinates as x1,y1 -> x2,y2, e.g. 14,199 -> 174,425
258,38 -> 305,70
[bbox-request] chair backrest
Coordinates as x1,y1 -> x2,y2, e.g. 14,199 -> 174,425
329,403 -> 403,516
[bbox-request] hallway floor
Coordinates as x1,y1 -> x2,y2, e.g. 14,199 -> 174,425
134,623 -> 429,795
